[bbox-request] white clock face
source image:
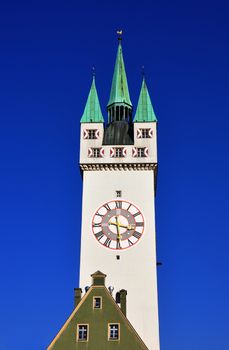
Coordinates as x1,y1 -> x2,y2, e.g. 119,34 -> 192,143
92,200 -> 144,250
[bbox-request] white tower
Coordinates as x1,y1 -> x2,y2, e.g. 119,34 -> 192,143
79,39 -> 160,350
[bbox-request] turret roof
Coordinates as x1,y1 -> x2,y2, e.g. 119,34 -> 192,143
134,77 -> 157,122
81,76 -> 104,123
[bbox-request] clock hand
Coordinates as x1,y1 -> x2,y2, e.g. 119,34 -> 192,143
115,215 -> 121,241
127,224 -> 135,230
109,221 -> 135,230
108,221 -> 118,227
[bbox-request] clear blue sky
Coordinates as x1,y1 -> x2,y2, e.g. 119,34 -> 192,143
0,0 -> 228,349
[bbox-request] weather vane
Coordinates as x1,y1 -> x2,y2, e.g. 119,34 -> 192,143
117,30 -> 123,41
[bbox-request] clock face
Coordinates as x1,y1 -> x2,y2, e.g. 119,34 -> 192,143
92,200 -> 144,250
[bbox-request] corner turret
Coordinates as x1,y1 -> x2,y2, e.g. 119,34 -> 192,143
81,75 -> 104,123
134,77 -> 157,122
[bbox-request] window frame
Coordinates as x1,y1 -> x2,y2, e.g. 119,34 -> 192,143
92,148 -> 101,158
84,129 -> 99,140
114,147 -> 124,158
77,324 -> 89,342
137,147 -> 146,157
137,128 -> 153,139
93,296 -> 102,309
88,129 -> 97,140
108,323 -> 120,341
141,128 -> 150,138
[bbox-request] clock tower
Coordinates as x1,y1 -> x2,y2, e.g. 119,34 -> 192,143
79,37 -> 160,350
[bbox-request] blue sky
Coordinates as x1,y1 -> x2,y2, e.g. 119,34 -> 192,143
0,0 -> 229,349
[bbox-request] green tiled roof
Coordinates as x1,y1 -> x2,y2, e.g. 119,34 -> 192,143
107,42 -> 132,107
81,76 -> 104,123
134,78 -> 157,122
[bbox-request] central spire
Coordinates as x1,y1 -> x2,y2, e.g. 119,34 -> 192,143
107,37 -> 132,123
107,41 -> 132,107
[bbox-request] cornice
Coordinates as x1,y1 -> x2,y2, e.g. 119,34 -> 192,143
80,163 -> 157,171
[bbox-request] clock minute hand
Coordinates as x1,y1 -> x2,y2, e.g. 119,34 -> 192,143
121,224 -> 135,230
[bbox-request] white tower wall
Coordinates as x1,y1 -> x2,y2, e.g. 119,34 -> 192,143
79,121 -> 159,350
79,169 -> 159,350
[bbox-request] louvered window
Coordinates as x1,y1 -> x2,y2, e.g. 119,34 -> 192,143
137,148 -> 145,157
88,130 -> 97,139
115,148 -> 123,157
89,148 -> 100,158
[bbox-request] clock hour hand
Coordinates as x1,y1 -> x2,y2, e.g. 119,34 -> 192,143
109,221 -> 135,230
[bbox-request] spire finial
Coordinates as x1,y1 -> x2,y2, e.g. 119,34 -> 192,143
117,30 -> 123,42
92,66 -> 96,78
142,65 -> 145,79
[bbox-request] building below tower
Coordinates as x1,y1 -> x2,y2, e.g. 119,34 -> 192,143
47,271 -> 148,350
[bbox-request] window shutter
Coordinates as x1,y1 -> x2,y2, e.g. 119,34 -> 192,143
144,147 -> 149,157
122,147 -> 127,157
88,148 -> 93,157
132,147 -> 137,157
137,129 -> 142,138
110,147 -> 115,157
95,129 -> 100,139
100,147 -> 104,157
83,130 -> 89,139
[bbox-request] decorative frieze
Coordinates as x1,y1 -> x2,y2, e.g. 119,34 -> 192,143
80,163 -> 157,171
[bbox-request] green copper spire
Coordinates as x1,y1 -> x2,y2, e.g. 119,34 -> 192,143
81,75 -> 104,123
134,77 -> 157,122
107,41 -> 132,107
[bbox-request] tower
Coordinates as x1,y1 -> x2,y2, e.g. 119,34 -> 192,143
79,37 -> 159,350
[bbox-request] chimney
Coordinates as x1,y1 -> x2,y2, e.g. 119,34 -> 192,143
120,289 -> 127,316
74,288 -> 82,308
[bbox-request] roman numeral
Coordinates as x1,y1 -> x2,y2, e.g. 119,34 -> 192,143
127,203 -> 132,211
133,231 -> 142,239
95,231 -> 104,241
93,222 -> 102,228
116,240 -> 121,249
95,212 -> 103,217
104,238 -> 111,247
135,222 -> 143,227
115,201 -> 122,209
104,203 -> 111,211
128,239 -> 134,246
133,211 -> 141,217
